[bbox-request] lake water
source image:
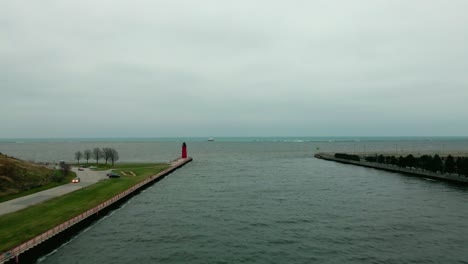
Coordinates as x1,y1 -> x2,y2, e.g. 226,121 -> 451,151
2,138 -> 468,263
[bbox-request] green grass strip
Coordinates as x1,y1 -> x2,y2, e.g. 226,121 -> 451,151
0,172 -> 76,203
0,163 -> 170,252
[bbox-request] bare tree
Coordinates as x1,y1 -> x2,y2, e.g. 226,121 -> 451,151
74,151 -> 83,165
102,148 -> 112,165
93,148 -> 103,165
84,149 -> 92,164
109,148 -> 119,166
61,164 -> 71,177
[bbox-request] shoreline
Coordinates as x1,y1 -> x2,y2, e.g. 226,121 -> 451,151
1,157 -> 192,264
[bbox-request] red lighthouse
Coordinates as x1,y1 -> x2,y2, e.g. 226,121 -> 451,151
181,142 -> 187,159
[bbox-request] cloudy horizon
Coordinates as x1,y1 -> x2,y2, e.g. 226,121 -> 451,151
1,1 -> 468,138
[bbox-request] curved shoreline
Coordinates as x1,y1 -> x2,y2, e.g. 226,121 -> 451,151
1,157 -> 192,264
315,153 -> 468,184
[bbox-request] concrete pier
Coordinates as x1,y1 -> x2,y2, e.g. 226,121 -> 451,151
315,153 -> 468,184
0,157 -> 192,264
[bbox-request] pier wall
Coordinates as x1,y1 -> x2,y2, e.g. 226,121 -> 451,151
315,153 -> 468,184
1,157 -> 192,264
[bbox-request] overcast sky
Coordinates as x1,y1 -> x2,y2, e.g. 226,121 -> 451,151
1,0 -> 468,138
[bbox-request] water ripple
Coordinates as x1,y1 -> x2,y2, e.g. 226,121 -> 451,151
32,141 -> 468,264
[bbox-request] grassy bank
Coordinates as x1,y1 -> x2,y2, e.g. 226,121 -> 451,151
0,163 -> 170,252
0,154 -> 76,202
0,172 -> 76,203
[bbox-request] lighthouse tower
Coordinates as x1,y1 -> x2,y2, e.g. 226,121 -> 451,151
181,142 -> 187,159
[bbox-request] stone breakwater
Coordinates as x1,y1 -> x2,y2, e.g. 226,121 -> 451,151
315,153 -> 468,184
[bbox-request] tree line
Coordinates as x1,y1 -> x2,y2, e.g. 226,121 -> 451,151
365,154 -> 468,176
334,153 -> 360,161
74,148 -> 119,166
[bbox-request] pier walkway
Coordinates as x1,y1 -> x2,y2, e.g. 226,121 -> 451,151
315,153 -> 468,184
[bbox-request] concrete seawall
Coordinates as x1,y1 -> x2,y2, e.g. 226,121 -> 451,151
1,157 -> 193,264
315,153 -> 468,184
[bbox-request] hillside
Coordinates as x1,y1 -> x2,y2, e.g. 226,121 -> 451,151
0,154 -> 56,197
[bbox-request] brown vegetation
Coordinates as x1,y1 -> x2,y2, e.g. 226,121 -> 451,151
0,154 -> 56,197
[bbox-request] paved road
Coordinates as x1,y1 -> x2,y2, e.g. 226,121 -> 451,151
0,167 -> 110,216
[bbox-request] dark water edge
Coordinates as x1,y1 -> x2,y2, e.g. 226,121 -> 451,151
1,139 -> 468,263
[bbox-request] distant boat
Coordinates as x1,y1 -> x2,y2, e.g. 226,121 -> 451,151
208,137 -> 215,141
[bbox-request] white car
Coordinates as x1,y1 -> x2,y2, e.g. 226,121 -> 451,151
72,177 -> 80,183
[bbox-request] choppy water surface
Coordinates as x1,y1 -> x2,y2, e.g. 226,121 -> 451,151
2,139 -> 468,263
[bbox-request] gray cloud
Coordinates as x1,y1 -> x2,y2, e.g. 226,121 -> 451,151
1,0 -> 468,137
